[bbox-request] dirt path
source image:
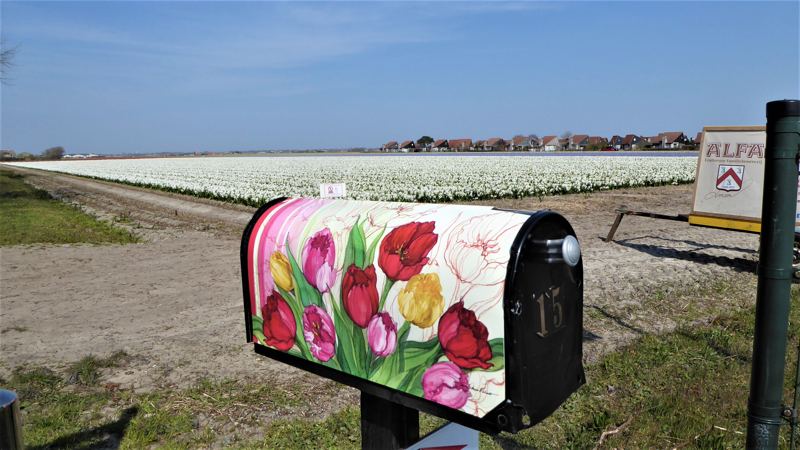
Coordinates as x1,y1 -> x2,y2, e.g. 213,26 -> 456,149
0,167 -> 759,390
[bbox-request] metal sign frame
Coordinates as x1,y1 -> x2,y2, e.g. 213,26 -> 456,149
689,125 -> 768,233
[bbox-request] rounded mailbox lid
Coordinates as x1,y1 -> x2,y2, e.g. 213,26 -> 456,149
499,210 -> 584,433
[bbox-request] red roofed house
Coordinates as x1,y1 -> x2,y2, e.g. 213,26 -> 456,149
448,138 -> 473,151
431,139 -> 449,152
569,134 -> 589,150
512,135 -> 528,151
484,137 -> 509,151
660,132 -> 689,149
609,135 -> 624,150
398,140 -> 416,152
695,132 -> 703,146
382,141 -> 399,152
587,136 -> 608,149
621,134 -> 643,150
645,135 -> 663,148
512,135 -> 541,151
541,135 -> 560,152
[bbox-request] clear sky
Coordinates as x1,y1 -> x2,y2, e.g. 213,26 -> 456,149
1,1 -> 798,155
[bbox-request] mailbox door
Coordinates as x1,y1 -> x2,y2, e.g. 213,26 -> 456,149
501,211 -> 585,432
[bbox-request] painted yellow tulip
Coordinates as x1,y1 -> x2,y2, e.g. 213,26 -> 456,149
398,273 -> 444,328
270,252 -> 294,292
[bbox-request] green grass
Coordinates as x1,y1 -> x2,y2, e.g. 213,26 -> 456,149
0,169 -> 137,245
6,288 -> 800,448
67,351 -> 131,386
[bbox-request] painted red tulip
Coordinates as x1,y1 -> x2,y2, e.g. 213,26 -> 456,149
367,312 -> 397,357
342,264 -> 379,328
302,305 -> 336,362
437,301 -> 493,369
378,221 -> 438,282
302,228 -> 336,293
422,362 -> 470,409
261,292 -> 296,352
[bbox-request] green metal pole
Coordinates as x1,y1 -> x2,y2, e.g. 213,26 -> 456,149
747,99 -> 800,449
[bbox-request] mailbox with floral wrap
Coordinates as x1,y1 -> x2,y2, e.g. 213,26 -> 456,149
242,198 -> 584,433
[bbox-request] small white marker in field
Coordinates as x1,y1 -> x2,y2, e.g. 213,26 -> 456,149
320,183 -> 346,199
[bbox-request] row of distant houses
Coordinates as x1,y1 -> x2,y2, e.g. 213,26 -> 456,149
382,132 -> 699,152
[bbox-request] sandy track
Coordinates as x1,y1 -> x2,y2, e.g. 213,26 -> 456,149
0,167 -> 759,390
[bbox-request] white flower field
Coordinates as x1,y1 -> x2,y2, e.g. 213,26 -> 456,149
7,155 -> 697,205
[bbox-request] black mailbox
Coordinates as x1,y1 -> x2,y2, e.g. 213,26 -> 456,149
242,198 -> 583,434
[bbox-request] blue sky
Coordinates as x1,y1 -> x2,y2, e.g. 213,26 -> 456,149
1,1 -> 798,154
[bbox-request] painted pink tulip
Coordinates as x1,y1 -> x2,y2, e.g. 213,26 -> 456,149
302,228 -> 337,293
302,305 -> 336,362
367,312 -> 397,357
421,362 -> 470,409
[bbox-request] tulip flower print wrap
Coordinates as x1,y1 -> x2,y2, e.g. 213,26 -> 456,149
367,312 -> 397,357
261,292 -> 296,352
248,198 -> 522,419
303,305 -> 336,362
422,362 -> 470,409
302,228 -> 337,293
378,221 -> 438,282
438,301 -> 493,369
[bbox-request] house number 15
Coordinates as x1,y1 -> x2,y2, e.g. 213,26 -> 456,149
535,286 -> 564,338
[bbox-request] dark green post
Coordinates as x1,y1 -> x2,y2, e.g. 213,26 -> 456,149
747,99 -> 800,448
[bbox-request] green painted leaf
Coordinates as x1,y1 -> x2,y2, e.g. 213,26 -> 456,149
398,365 -> 428,395
332,302 -> 356,375
365,225 -> 386,267
403,336 -> 441,351
375,336 -> 443,392
275,285 -> 313,360
351,322 -> 369,376
275,286 -> 301,316
342,217 -> 358,275
396,323 -> 411,373
285,241 -> 323,308
352,221 -> 367,268
475,338 -> 505,372
369,345 -> 403,385
401,339 -> 443,370
344,217 -> 367,269
252,315 -> 264,331
253,329 -> 266,346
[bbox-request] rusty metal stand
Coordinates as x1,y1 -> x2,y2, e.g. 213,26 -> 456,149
604,207 -> 690,242
361,391 -> 419,450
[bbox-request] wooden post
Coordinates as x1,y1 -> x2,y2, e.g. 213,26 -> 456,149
361,391 -> 419,450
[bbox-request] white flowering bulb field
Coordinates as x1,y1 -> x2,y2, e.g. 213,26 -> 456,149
6,155 -> 696,205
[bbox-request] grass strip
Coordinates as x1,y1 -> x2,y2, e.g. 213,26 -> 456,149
0,169 -> 137,245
